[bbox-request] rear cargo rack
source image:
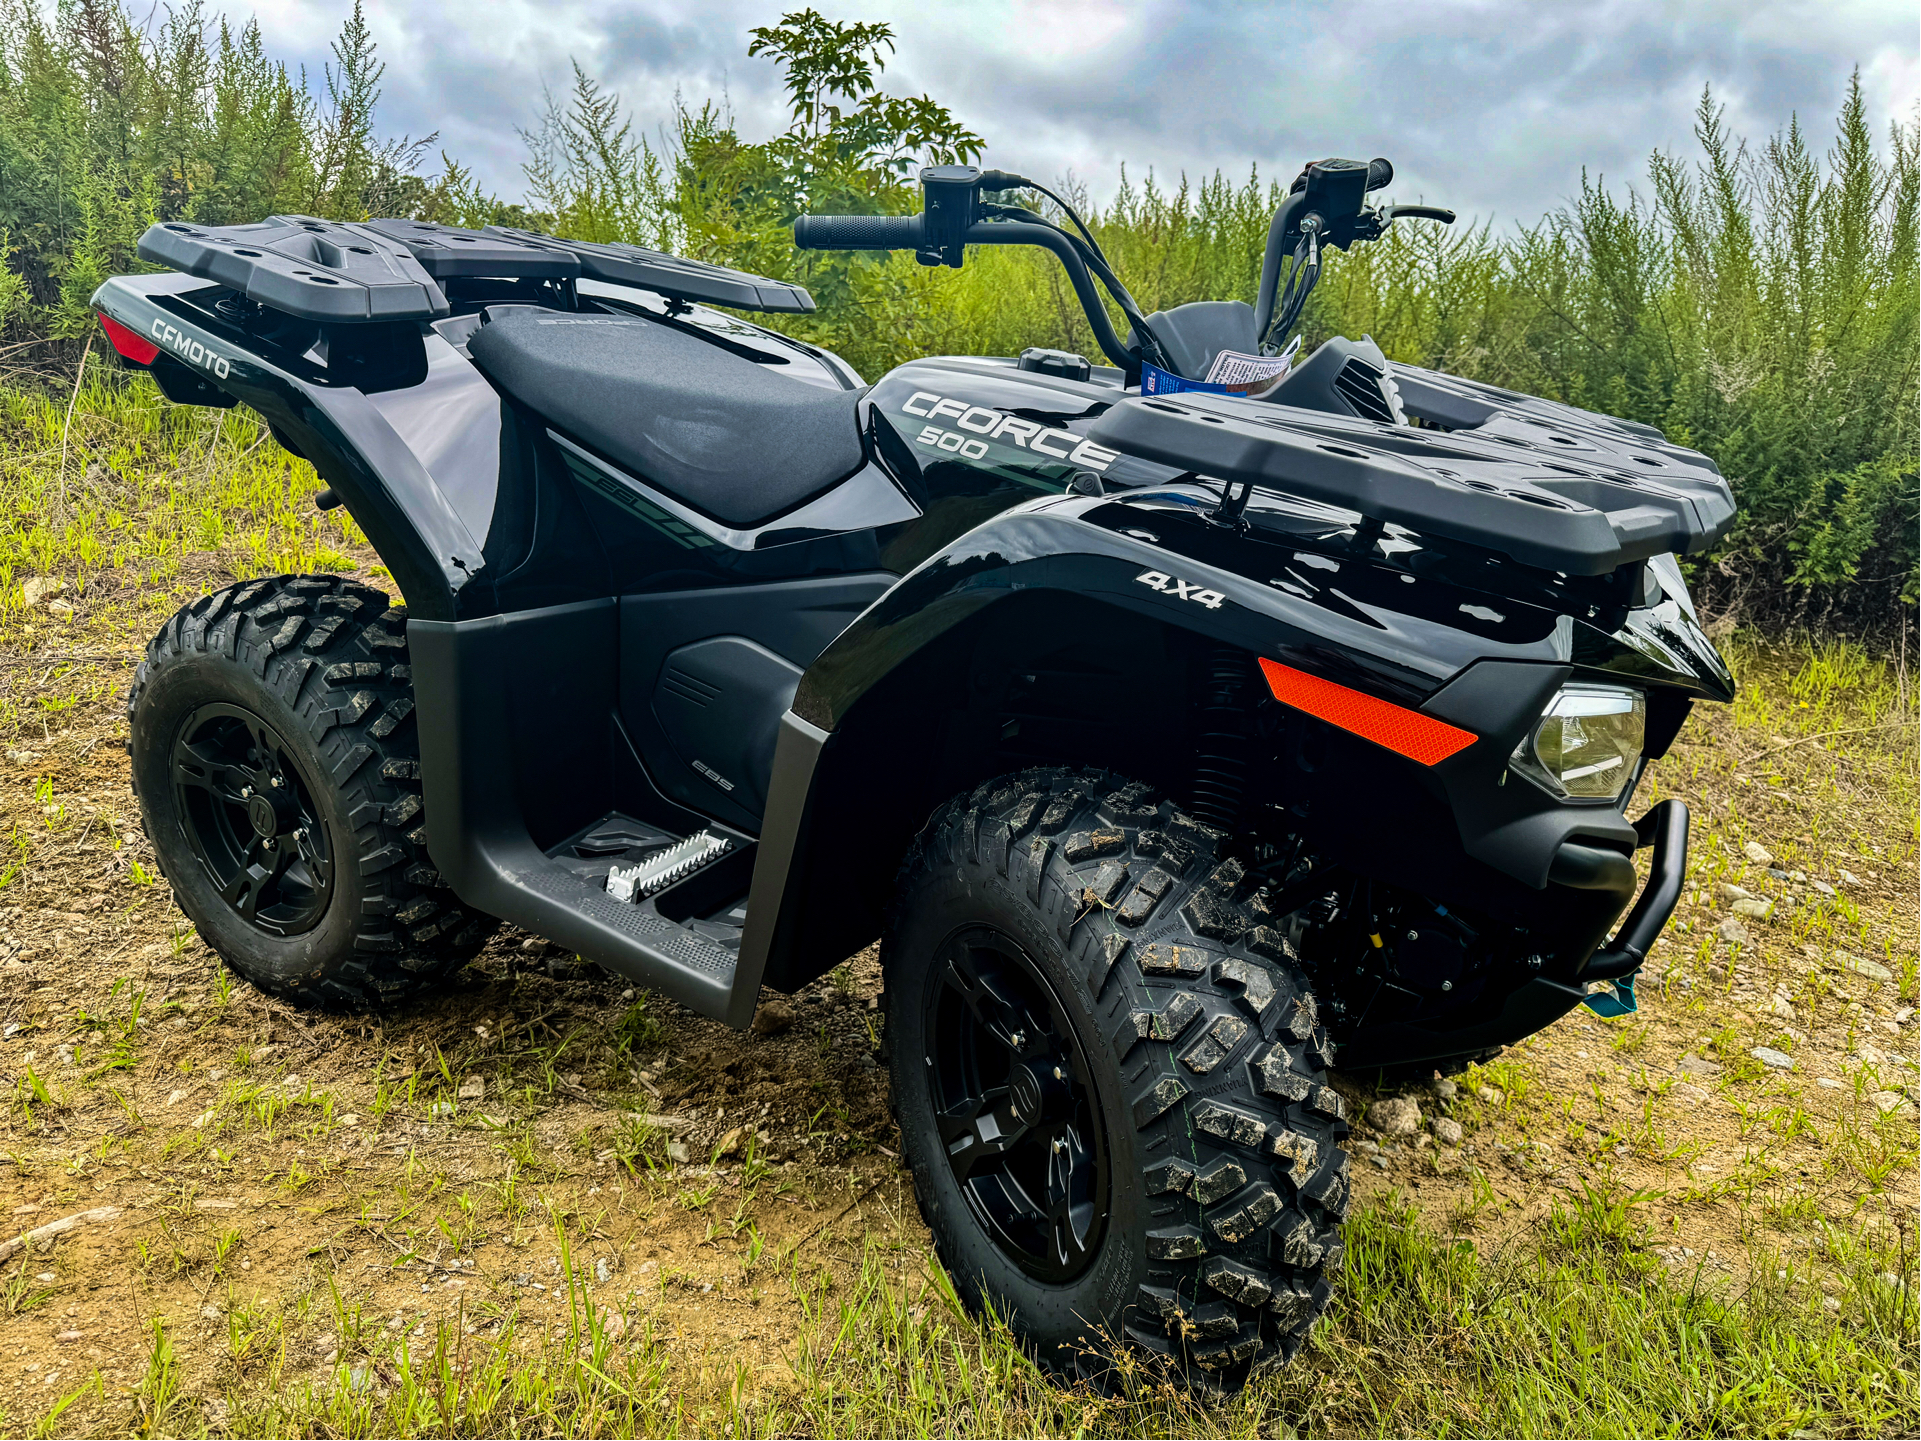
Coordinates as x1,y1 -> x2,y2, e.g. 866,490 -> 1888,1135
135,215 -> 816,323
483,227 -> 817,314
137,215 -> 450,323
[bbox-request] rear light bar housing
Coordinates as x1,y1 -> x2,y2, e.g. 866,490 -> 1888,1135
99,313 -> 159,365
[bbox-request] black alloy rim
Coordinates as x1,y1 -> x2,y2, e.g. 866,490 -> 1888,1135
171,703 -> 334,937
925,925 -> 1109,1283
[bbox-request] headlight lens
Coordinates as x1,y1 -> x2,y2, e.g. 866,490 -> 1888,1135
1511,684 -> 1645,799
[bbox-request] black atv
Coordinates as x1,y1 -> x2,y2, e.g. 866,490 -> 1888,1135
92,155 -> 1732,1385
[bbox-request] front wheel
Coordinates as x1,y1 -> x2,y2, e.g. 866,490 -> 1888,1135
883,769 -> 1350,1388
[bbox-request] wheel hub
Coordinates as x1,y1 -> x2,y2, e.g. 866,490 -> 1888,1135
171,703 -> 334,938
1009,1058 -> 1070,1127
246,786 -> 294,839
925,926 -> 1109,1283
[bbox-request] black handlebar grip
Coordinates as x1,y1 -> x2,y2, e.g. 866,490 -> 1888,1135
1366,158 -> 1394,192
792,214 -> 924,250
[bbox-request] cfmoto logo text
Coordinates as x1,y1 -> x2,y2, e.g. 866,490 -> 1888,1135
148,319 -> 231,379
1136,570 -> 1226,610
900,391 -> 1119,472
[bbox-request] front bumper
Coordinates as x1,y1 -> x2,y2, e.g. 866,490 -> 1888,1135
1573,799 -> 1689,981
1335,799 -> 1688,1070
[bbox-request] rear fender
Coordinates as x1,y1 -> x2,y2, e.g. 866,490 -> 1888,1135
91,275 -> 487,622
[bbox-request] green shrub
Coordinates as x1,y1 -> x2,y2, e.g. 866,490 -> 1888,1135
3,4 -> 1913,634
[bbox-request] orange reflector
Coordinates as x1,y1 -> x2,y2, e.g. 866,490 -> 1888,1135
1259,657 -> 1478,766
98,313 -> 159,365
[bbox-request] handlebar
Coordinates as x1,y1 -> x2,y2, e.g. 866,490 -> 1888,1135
1383,204 -> 1456,224
793,158 -> 1454,378
1255,159 -> 1455,343
794,211 -> 1137,371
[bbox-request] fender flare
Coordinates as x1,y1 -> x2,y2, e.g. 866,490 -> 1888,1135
737,502 -> 1485,998
792,503 -> 1462,733
91,276 -> 487,621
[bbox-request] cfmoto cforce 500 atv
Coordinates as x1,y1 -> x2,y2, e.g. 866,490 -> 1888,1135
94,155 -> 1733,1385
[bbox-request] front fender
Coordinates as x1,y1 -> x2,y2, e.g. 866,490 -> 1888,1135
794,491 -> 1569,731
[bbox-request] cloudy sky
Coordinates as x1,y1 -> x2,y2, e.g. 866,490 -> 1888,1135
242,0 -> 1916,225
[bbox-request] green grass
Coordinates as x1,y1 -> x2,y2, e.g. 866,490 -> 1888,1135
0,369 -> 367,611
26,1194 -> 1911,1438
0,371 -> 372,742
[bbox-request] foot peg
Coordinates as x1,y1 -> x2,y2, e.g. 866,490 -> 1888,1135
606,830 -> 734,902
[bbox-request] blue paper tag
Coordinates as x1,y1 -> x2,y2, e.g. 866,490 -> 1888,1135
1140,361 -> 1232,397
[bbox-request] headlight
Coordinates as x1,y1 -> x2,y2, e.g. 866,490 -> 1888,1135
1511,684 -> 1645,799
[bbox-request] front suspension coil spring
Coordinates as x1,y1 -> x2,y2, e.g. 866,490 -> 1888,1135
1190,643 -> 1252,831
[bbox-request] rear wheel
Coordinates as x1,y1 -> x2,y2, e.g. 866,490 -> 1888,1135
884,768 -> 1349,1388
127,575 -> 496,1008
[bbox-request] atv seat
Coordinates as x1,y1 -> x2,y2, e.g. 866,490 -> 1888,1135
468,304 -> 864,527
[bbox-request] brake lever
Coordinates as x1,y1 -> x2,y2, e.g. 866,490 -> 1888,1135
1382,204 -> 1456,225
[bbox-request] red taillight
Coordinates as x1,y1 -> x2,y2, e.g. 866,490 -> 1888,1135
98,313 -> 160,365
1259,657 -> 1478,766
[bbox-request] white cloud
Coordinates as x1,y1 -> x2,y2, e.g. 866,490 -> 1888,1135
235,0 -> 1918,225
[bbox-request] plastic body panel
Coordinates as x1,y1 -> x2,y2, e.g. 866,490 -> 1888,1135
741,472 -> 1731,1008
619,576 -> 896,828
409,612 -> 751,1021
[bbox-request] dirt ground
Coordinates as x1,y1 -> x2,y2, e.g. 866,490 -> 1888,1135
0,583 -> 1912,1431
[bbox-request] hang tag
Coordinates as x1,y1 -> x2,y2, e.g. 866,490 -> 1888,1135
1582,972 -> 1638,1019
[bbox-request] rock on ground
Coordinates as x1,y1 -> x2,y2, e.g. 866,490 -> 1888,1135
1837,954 -> 1895,984
751,999 -> 796,1037
1870,1090 -> 1915,1116
1743,840 -> 1774,866
1431,1117 -> 1464,1146
1751,1046 -> 1795,1070
1369,1096 -> 1422,1137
